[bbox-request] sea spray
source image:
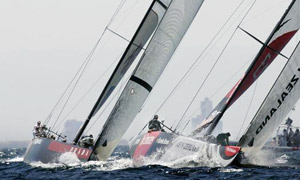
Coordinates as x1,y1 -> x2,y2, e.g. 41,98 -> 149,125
58,152 -> 81,166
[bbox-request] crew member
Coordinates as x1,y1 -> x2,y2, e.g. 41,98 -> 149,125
294,129 -> 300,147
33,121 -> 41,138
79,134 -> 94,148
148,115 -> 162,131
216,132 -> 231,146
282,129 -> 288,146
288,128 -> 294,146
40,124 -> 47,137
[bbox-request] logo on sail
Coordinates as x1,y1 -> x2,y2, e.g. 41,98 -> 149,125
256,68 -> 300,135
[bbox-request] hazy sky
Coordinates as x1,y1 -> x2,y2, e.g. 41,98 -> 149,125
1,0 -> 299,142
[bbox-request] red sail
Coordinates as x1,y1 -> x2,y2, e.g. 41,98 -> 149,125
193,0 -> 299,135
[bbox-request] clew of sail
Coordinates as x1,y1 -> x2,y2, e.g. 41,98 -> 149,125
73,0 -> 169,144
192,0 -> 300,136
238,41 -> 300,156
92,0 -> 205,161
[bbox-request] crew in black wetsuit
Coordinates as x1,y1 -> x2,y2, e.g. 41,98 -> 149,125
148,115 -> 162,131
216,132 -> 231,146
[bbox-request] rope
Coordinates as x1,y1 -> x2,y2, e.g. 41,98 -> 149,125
175,0 -> 256,131
48,0 -> 127,130
235,80 -> 258,141
180,56 -> 254,133
55,52 -> 122,132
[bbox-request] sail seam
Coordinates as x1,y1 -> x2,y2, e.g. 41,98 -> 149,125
130,76 -> 152,92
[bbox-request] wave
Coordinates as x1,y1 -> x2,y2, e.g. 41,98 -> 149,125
27,152 -> 133,171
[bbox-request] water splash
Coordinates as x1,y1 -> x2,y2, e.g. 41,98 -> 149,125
134,145 -> 223,169
276,154 -> 289,164
219,168 -> 243,173
6,156 -> 24,162
58,152 -> 81,166
83,157 -> 133,171
241,149 -> 278,166
27,152 -> 133,171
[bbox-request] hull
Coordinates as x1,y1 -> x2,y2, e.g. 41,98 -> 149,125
23,138 -> 93,163
130,131 -> 240,167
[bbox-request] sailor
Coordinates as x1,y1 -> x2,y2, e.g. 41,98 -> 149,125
40,124 -> 47,137
79,134 -> 94,148
148,115 -> 162,131
282,129 -> 288,146
288,128 -> 294,146
216,132 -> 230,146
293,129 -> 300,147
33,121 -> 41,138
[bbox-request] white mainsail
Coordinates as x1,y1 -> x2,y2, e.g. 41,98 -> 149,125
238,41 -> 300,156
92,0 -> 205,160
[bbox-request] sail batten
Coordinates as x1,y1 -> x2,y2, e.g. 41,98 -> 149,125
92,0 -> 205,161
193,0 -> 300,136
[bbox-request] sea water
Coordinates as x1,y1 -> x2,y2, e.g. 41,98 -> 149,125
1,147 -> 300,179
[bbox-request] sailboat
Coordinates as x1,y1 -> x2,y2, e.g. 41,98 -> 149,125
129,0 -> 300,166
23,0 -> 205,163
262,117 -> 300,153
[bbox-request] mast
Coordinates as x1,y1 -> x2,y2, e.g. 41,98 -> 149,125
192,0 -> 299,136
73,0 -> 161,144
92,0 -> 205,161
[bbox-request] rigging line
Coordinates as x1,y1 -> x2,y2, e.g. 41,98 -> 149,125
44,38 -> 97,126
235,80 -> 258,141
154,0 -> 250,129
54,53 -> 122,131
169,0 -> 254,129
176,0 -> 257,131
106,28 -> 146,50
112,0 -> 139,26
179,55 -> 254,132
107,0 -> 127,27
43,63 -> 86,126
240,0 -> 289,27
51,41 -> 99,131
175,0 -> 257,131
239,27 -> 288,59
181,119 -> 191,134
49,0 -> 127,130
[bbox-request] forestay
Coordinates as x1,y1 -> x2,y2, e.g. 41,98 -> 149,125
238,41 -> 300,156
192,0 -> 300,136
92,0 -> 205,160
73,0 -> 167,143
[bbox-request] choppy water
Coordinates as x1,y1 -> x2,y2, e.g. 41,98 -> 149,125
1,147 -> 300,179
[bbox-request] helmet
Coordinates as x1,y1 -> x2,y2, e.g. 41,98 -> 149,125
154,115 -> 158,119
37,121 -> 41,124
